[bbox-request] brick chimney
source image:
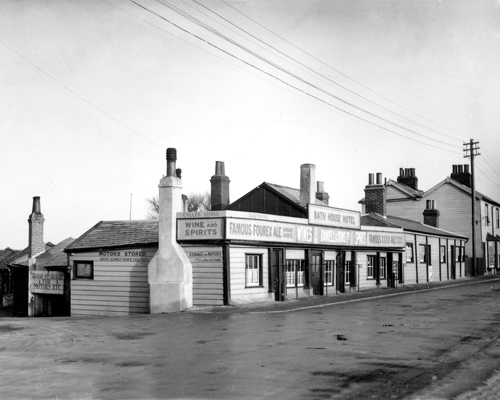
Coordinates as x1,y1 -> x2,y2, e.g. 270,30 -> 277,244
28,196 -> 45,257
148,148 -> 192,313
315,181 -> 329,205
423,200 -> 440,228
397,168 -> 418,190
300,164 -> 316,205
364,173 -> 386,215
450,164 -> 471,188
210,161 -> 230,211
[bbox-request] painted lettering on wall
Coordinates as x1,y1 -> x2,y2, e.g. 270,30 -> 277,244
188,251 -> 223,263
98,250 -> 153,264
29,271 -> 64,295
308,204 -> 361,229
178,219 -> 223,240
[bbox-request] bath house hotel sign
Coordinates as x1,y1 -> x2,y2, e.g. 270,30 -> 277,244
177,204 -> 405,248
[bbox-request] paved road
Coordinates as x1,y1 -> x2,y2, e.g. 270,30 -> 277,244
1,277 -> 500,400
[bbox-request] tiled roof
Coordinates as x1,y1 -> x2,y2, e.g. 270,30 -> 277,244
14,238 -> 75,268
2,247 -> 29,269
387,179 -> 424,198
0,248 -> 18,264
358,179 -> 423,203
65,220 -> 159,252
265,182 -> 327,209
362,213 -> 467,239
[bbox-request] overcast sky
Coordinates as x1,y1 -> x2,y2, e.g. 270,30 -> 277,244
1,0 -> 499,249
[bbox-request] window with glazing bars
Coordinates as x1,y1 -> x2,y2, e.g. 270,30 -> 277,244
285,259 -> 305,287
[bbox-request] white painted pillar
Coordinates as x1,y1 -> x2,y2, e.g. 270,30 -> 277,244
148,148 -> 193,313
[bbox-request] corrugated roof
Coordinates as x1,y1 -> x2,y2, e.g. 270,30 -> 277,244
65,220 -> 159,252
362,213 -> 467,239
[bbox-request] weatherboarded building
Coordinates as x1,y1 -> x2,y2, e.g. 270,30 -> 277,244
359,165 -> 500,275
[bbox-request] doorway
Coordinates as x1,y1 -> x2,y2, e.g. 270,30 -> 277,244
310,250 -> 323,295
270,248 -> 285,301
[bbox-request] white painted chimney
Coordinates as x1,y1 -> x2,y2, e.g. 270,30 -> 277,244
148,148 -> 193,313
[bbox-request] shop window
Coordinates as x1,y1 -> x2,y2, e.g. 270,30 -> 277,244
380,257 -> 387,279
419,244 -> 426,263
74,261 -> 93,279
440,246 -> 446,263
406,243 -> 414,263
324,260 -> 334,285
367,255 -> 375,279
485,204 -> 490,225
286,259 -> 305,288
245,254 -> 262,287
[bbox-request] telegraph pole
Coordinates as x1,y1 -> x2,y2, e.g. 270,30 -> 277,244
463,139 -> 480,277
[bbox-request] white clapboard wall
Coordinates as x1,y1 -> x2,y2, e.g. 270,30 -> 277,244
70,248 -> 155,316
184,246 -> 224,306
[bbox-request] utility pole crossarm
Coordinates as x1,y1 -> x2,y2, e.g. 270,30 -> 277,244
463,139 -> 480,277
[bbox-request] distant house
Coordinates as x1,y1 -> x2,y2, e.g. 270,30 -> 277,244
6,197 -> 73,317
0,247 -> 22,307
359,165 -> 500,276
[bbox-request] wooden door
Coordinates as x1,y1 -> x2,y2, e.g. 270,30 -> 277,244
270,249 -> 285,301
310,250 -> 323,295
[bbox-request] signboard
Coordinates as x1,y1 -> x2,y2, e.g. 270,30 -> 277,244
29,271 -> 64,295
366,232 -> 405,247
227,219 -> 294,243
98,249 -> 155,265
186,250 -> 223,263
178,218 -> 224,240
225,218 -> 404,249
308,204 -> 361,229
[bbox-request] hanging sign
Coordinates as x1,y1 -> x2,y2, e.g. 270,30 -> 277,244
29,271 -> 64,295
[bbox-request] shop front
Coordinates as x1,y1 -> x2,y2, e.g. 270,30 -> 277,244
177,206 -> 406,306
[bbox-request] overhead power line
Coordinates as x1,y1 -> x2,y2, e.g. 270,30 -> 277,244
148,0 -> 460,151
191,0 -> 463,146
0,39 -> 163,150
220,0 -> 470,143
130,0 -> 461,154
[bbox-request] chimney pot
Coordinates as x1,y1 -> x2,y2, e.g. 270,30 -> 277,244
399,168 -> 405,177
166,148 -> 177,177
368,173 -> 374,185
464,164 -> 469,174
215,161 -> 225,175
458,165 -> 463,173
376,173 -> 382,185
32,196 -> 41,214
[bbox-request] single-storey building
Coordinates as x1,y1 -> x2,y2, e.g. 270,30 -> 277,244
64,150 -> 468,316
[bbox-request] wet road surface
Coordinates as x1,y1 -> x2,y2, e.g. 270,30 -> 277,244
1,278 -> 500,400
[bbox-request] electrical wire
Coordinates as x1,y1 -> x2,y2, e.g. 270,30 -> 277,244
151,0 -> 459,151
220,0 -> 471,143
192,0 -> 464,146
130,0 -> 461,155
0,39 -> 164,150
